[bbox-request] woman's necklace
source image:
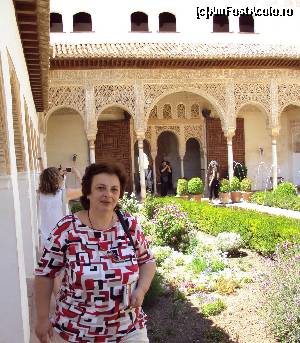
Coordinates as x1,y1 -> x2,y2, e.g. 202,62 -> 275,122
87,210 -> 114,230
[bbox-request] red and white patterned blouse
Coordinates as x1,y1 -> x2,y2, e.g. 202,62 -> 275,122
35,212 -> 154,342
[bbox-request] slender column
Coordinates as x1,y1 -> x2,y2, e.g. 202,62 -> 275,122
137,138 -> 146,199
151,150 -> 157,194
88,139 -> 96,164
179,154 -> 184,178
272,137 -> 278,189
227,138 -> 234,180
225,128 -> 235,180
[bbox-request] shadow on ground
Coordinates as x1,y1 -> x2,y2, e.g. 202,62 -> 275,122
144,293 -> 238,343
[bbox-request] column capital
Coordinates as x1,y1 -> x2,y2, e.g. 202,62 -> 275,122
87,133 -> 97,142
224,127 -> 236,140
136,131 -> 145,140
270,126 -> 280,138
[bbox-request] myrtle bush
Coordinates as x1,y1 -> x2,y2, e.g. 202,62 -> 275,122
261,243 -> 300,342
273,182 -> 297,197
152,204 -> 193,252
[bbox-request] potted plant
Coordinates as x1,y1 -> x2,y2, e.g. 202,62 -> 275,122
230,176 -> 242,203
176,178 -> 189,199
188,177 -> 204,201
240,177 -> 253,202
219,178 -> 231,204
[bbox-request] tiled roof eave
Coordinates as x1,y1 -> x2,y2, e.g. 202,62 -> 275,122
50,56 -> 300,70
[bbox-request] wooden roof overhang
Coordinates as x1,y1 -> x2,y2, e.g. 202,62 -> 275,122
14,0 -> 49,111
50,56 -> 300,69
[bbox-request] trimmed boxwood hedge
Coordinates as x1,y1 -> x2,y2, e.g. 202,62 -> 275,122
144,196 -> 300,256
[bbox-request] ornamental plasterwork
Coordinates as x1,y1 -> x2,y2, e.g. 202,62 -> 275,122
191,104 -> 200,118
278,84 -> 300,113
145,127 -> 152,143
94,85 -> 135,116
163,104 -> 172,119
48,86 -> 85,114
50,69 -> 300,84
184,125 -> 203,145
149,106 -> 158,119
144,83 -> 226,116
290,120 -> 300,153
177,104 -> 185,119
155,126 -> 180,143
234,83 -> 270,114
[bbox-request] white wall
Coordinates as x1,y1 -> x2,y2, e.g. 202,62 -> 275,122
238,107 -> 272,190
0,0 -> 41,341
50,0 -> 300,46
46,109 -> 89,188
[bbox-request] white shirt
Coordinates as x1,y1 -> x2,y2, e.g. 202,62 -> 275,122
39,189 -> 64,247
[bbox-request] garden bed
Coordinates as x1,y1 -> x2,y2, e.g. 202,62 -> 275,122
146,241 -> 276,343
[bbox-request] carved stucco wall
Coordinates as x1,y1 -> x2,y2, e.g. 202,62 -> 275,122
47,69 -> 300,139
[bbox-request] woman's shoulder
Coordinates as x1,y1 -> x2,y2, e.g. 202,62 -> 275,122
54,214 -> 77,232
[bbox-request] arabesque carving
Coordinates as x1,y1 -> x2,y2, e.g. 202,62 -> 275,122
95,85 -> 135,115
234,83 -> 270,113
191,104 -> 200,118
177,104 -> 185,119
149,105 -> 158,119
278,84 -> 300,112
155,125 -> 180,141
144,83 -> 226,116
48,86 -> 85,114
184,125 -> 203,144
163,104 -> 172,119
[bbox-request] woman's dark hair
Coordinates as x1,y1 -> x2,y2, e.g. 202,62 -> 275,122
80,162 -> 127,210
38,167 -> 63,195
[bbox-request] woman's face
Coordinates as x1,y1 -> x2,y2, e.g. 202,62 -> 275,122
88,173 -> 121,212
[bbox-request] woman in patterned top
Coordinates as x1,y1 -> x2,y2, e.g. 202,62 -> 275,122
35,163 -> 156,343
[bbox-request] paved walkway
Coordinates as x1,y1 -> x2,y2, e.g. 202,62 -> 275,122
208,199 -> 300,220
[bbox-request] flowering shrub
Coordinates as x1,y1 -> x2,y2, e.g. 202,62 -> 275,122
151,246 -> 174,266
152,204 -> 193,252
216,232 -> 244,255
119,192 -> 141,214
261,242 -> 300,342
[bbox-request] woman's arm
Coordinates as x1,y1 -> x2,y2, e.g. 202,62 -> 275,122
35,276 -> 54,342
130,261 -> 156,308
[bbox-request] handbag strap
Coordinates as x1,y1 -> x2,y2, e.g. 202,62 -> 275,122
115,210 -> 136,252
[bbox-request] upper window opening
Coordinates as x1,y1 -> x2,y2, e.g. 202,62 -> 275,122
213,15 -> 229,32
239,15 -> 254,33
131,12 -> 149,32
50,12 -> 63,32
159,12 -> 176,32
73,12 -> 92,32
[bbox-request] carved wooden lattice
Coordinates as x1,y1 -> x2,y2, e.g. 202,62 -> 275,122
48,86 -> 85,113
95,85 -> 135,115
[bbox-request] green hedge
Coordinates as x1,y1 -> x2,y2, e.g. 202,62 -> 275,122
251,191 -> 300,212
143,196 -> 300,256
